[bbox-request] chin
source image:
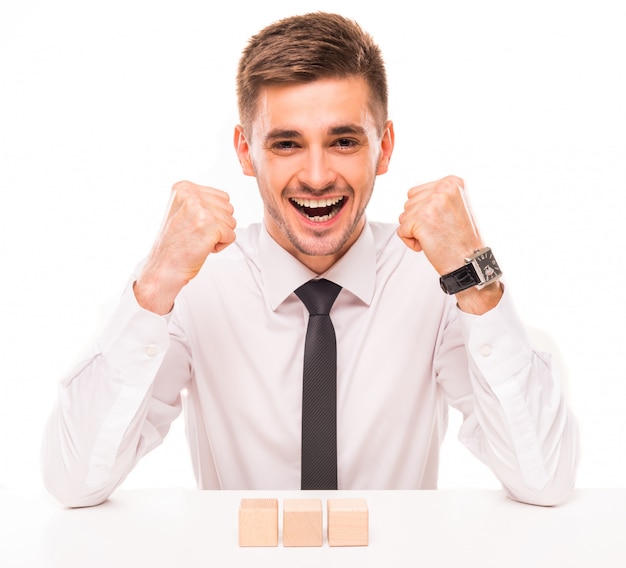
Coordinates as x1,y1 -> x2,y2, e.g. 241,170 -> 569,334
293,233 -> 352,258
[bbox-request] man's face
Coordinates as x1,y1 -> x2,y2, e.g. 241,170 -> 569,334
235,76 -> 394,273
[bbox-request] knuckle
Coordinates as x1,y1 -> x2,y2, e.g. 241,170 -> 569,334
437,177 -> 457,193
172,180 -> 195,193
438,176 -> 464,198
442,174 -> 463,187
407,185 -> 420,198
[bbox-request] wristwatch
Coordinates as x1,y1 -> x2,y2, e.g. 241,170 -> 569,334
439,247 -> 502,295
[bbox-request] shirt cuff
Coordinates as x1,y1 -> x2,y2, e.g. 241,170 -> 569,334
97,281 -> 171,378
455,287 -> 533,386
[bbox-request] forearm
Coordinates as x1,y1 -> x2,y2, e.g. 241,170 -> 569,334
457,293 -> 579,505
41,355 -> 161,507
462,352 -> 579,505
41,283 -> 180,507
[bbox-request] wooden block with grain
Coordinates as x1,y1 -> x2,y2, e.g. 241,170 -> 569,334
283,499 -> 323,547
238,498 -> 279,547
327,498 -> 369,547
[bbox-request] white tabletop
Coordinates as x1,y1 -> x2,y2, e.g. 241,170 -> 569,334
1,488 -> 624,567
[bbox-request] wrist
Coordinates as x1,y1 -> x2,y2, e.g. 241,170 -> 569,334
134,261 -> 187,315
455,281 -> 503,315
439,247 -> 502,296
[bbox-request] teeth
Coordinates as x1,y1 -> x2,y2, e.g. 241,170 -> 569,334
291,196 -> 343,208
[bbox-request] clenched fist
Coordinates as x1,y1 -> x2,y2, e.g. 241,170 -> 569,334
135,181 -> 237,314
397,175 -> 502,314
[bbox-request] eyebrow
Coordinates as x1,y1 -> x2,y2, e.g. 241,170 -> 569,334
264,129 -> 301,142
263,124 -> 368,143
328,124 -> 367,137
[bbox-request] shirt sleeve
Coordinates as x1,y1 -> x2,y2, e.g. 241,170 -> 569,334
440,288 -> 580,506
41,280 -> 192,508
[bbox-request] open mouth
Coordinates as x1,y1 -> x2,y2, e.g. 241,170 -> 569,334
289,196 -> 346,222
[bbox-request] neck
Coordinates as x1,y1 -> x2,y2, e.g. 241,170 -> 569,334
266,218 -> 366,275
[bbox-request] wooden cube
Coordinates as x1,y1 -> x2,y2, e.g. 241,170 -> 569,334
238,498 -> 279,547
327,498 -> 369,547
283,499 -> 323,547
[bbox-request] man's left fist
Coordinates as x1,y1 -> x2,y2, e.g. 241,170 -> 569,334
397,175 -> 484,276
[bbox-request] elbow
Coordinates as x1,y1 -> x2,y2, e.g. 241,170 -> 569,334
42,457 -> 117,508
41,434 -> 115,509
44,479 -> 111,509
506,435 -> 580,507
42,463 -> 112,509
505,476 -> 576,507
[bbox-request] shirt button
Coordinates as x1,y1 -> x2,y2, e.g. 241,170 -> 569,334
146,344 -> 158,357
480,344 -> 492,357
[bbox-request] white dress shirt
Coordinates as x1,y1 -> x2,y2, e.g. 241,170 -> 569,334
42,220 -> 579,507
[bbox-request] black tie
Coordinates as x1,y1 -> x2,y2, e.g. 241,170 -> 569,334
295,278 -> 342,490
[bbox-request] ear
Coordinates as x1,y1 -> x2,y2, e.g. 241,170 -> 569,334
376,120 -> 395,175
233,125 -> 256,177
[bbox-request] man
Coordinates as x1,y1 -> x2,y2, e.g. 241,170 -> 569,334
42,12 -> 579,507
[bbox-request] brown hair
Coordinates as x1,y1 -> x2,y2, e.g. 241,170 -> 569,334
236,12 -> 388,135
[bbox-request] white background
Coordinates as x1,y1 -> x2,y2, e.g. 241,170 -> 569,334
1,0 -> 624,493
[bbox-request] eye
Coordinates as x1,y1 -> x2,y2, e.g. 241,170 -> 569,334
270,140 -> 300,152
333,138 -> 359,150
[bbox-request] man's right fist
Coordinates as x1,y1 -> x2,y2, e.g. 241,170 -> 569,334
134,181 -> 237,315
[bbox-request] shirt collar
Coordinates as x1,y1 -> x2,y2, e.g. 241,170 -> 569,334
260,220 -> 377,311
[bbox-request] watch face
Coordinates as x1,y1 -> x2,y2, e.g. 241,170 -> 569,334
474,249 -> 501,282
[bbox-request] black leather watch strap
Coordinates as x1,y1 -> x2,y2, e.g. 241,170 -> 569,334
439,263 -> 480,295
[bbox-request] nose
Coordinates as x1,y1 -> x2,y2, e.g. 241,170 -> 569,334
296,147 -> 337,191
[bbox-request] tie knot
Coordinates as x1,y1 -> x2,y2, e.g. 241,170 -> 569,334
295,279 -> 342,315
